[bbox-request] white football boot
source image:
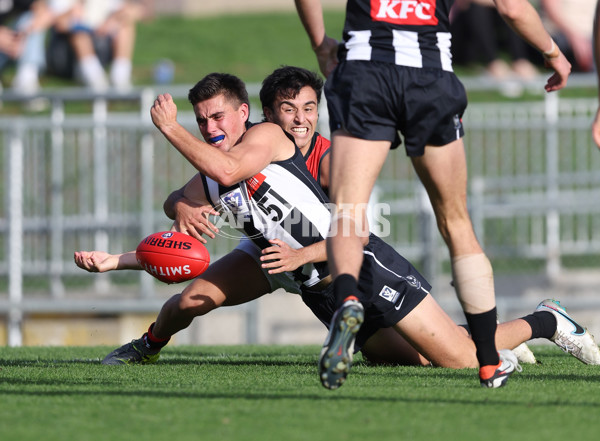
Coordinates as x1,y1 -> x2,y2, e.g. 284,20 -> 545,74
536,299 -> 600,365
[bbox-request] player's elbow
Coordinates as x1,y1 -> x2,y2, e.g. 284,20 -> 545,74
163,189 -> 183,220
213,171 -> 238,188
163,200 -> 176,220
212,163 -> 243,187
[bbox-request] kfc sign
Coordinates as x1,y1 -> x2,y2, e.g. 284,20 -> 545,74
371,0 -> 439,25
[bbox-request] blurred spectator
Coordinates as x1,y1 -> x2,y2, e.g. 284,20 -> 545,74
540,0 -> 595,72
47,0 -> 144,91
451,0 -> 539,80
0,0 -> 54,95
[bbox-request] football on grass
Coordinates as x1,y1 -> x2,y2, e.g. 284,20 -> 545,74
136,231 -> 210,284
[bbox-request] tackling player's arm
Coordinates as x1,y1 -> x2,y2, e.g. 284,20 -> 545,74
164,185 -> 186,220
260,239 -> 326,274
164,174 -> 220,243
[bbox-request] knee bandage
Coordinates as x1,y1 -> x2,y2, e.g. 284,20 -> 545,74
451,253 -> 496,314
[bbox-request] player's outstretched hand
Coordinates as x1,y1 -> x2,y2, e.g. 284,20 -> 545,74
150,93 -> 178,130
171,198 -> 220,243
74,250 -> 119,273
261,239 -> 306,274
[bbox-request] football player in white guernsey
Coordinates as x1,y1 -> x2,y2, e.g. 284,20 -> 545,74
295,0 -> 573,388
75,73 -> 600,386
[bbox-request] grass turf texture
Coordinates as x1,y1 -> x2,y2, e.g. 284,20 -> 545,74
1,345 -> 600,441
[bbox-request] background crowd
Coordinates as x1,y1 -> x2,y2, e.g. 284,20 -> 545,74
0,0 -> 146,96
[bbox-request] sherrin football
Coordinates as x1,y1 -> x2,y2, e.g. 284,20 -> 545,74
136,231 -> 210,284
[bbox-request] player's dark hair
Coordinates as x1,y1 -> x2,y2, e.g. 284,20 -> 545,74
259,66 -> 324,117
188,73 -> 250,109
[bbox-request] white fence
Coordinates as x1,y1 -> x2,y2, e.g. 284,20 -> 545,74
1,75 -> 599,346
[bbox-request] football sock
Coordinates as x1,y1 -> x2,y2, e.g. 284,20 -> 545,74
521,311 -> 557,339
143,322 -> 170,350
465,308 -> 500,367
333,274 -> 362,309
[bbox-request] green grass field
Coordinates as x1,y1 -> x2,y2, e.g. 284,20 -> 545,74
1,345 -> 600,441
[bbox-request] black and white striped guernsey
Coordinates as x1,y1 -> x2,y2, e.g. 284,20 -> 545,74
340,0 -> 455,71
201,148 -> 331,287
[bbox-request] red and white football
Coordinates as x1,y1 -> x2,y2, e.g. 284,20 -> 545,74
136,231 -> 210,284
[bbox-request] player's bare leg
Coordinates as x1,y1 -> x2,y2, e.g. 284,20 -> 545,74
394,294 -> 478,369
326,133 -> 389,280
393,294 -> 518,387
411,139 -> 511,387
319,133 -> 389,389
152,250 -> 271,338
102,250 -> 271,365
361,327 -> 431,366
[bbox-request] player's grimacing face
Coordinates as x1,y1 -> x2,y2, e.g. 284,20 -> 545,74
265,86 -> 319,152
194,94 -> 248,152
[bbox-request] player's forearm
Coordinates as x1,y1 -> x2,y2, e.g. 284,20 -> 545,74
493,0 -> 556,55
300,240 -> 327,264
116,251 -> 142,270
294,0 -> 327,50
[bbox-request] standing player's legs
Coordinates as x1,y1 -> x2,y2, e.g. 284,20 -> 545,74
327,131 -> 390,303
411,138 -> 505,385
318,132 -> 390,389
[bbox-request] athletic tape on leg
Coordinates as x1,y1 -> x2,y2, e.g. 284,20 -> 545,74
451,253 -> 496,314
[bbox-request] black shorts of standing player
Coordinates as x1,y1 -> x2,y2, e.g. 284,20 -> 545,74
301,234 -> 430,352
325,60 -> 468,155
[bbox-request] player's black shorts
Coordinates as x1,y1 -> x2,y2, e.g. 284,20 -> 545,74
325,60 -> 467,156
301,234 -> 430,353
